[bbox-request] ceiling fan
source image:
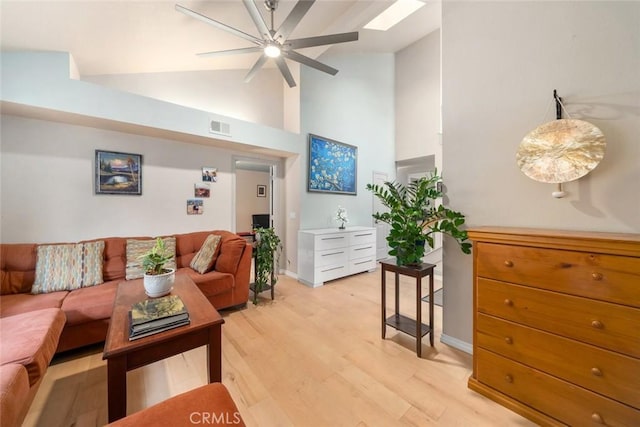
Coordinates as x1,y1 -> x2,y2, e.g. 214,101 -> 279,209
175,0 -> 359,88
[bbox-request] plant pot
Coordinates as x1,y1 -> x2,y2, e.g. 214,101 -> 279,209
143,268 -> 175,298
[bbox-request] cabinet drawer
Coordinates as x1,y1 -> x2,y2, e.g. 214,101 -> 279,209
476,348 -> 640,427
349,257 -> 376,275
314,248 -> 348,268
349,242 -> 375,260
350,230 -> 376,246
477,278 -> 640,358
314,233 -> 348,251
315,263 -> 348,283
477,313 -> 640,408
476,242 -> 640,307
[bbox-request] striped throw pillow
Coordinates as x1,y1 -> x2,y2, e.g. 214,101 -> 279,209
126,237 -> 176,280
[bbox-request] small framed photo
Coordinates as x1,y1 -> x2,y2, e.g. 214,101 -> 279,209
202,167 -> 217,182
187,199 -> 203,215
95,150 -> 142,195
257,185 -> 266,197
195,182 -> 210,198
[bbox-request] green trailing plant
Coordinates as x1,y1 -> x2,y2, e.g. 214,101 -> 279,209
253,227 -> 282,304
366,170 -> 471,266
140,238 -> 174,275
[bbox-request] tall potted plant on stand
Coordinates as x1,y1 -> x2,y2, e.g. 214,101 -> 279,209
252,227 -> 282,304
366,170 -> 471,266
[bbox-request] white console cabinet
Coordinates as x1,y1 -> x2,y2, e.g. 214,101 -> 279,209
298,226 -> 377,287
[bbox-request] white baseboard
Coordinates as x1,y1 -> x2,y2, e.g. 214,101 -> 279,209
440,334 -> 473,354
282,269 -> 297,279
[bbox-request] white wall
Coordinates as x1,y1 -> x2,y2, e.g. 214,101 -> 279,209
0,115 -> 237,243
85,69 -> 285,129
299,53 -> 396,232
235,169 -> 270,232
395,30 -> 441,162
441,1 -> 640,348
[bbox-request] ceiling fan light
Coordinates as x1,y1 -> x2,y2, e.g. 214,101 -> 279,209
264,45 -> 281,58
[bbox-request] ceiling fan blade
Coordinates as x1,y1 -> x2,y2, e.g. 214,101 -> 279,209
274,57 -> 297,88
283,50 -> 338,76
287,32 -> 359,50
242,0 -> 272,41
197,46 -> 263,58
273,0 -> 315,42
244,54 -> 269,83
175,4 -> 262,45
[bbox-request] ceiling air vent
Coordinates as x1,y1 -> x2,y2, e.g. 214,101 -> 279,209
209,120 -> 231,136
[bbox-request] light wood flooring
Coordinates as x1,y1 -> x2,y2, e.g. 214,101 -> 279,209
24,267 -> 535,426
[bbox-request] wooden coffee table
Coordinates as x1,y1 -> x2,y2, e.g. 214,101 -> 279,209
103,274 -> 224,422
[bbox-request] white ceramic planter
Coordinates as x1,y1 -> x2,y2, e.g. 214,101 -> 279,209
143,268 -> 175,298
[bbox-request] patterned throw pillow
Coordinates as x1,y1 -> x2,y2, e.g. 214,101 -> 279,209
126,237 -> 176,280
80,240 -> 105,287
31,241 -> 105,294
190,234 -> 222,274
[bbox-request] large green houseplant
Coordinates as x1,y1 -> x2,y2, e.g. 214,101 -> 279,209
366,171 -> 471,266
252,226 -> 282,304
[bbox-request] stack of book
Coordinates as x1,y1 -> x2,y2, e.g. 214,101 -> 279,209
129,294 -> 190,340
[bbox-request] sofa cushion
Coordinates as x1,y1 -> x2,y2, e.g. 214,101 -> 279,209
0,291 -> 68,318
61,280 -> 119,326
106,383 -> 245,427
0,363 -> 30,427
1,243 -> 37,295
0,308 -> 65,386
215,237 -> 247,274
190,234 -> 222,274
126,237 -> 176,280
179,268 -> 234,298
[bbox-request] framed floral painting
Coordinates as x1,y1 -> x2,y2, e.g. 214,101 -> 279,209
307,134 -> 357,195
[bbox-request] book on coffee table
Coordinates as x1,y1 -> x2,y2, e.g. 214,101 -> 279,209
129,294 -> 190,340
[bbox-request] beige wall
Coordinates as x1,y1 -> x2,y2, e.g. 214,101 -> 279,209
441,1 -> 640,351
235,169 -> 270,233
395,30 -> 441,162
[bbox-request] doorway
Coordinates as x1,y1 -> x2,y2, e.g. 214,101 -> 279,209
233,158 -> 277,234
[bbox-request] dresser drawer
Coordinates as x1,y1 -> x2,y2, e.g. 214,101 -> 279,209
349,256 -> 376,275
350,230 -> 376,246
314,247 -> 348,268
349,242 -> 376,260
476,348 -> 640,426
477,278 -> 640,358
314,233 -> 348,251
477,313 -> 640,408
476,242 -> 640,307
315,263 -> 348,283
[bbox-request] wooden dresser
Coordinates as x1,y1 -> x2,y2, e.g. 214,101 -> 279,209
467,227 -> 640,426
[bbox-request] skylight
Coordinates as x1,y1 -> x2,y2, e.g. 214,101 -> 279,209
364,0 -> 426,31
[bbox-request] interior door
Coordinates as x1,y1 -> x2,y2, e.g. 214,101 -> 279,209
372,171 -> 390,260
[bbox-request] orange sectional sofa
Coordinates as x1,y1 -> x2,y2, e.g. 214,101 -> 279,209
0,230 -> 252,426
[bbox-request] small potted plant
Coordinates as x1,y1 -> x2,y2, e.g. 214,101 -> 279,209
140,238 -> 175,297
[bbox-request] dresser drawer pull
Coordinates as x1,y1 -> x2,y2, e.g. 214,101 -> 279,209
591,413 -> 604,424
591,320 -> 604,329
592,272 -> 603,281
504,299 -> 513,307
321,237 -> 345,241
503,260 -> 514,267
504,337 -> 513,345
591,367 -> 603,377
322,251 -> 344,257
504,374 -> 513,383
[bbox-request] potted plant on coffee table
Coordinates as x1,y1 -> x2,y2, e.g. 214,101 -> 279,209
366,170 -> 471,266
141,237 -> 175,297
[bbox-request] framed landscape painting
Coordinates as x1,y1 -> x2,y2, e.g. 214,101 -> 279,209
307,134 -> 357,195
95,150 -> 142,195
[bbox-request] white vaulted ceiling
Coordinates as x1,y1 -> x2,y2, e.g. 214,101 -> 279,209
0,0 -> 440,77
